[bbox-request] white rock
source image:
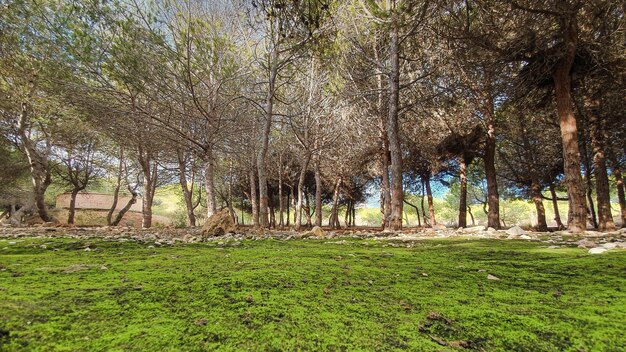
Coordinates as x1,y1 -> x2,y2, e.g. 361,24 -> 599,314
487,274 -> 500,280
588,247 -> 608,254
519,234 -> 532,240
601,243 -> 618,249
506,226 -> 526,236
463,225 -> 486,233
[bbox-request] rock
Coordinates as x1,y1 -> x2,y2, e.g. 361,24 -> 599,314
462,225 -> 486,233
432,224 -> 447,230
519,234 -> 532,240
487,274 -> 500,280
201,209 -> 236,237
506,226 -> 526,236
588,247 -> 607,254
309,226 -> 325,237
601,242 -> 618,249
487,227 -> 496,232
577,239 -> 597,249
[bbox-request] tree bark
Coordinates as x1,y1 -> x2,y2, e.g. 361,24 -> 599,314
610,159 -> 626,228
552,15 -> 586,232
314,158 -> 322,227
586,100 -> 615,231
278,155 -> 284,228
531,180 -> 548,231
425,173 -> 436,226
386,16 -> 403,230
458,158 -> 468,228
112,190 -> 138,226
484,116 -> 501,229
67,188 -> 80,225
178,151 -> 196,227
581,143 -> 597,228
137,148 -> 157,229
249,158 -> 259,227
329,176 -> 342,229
257,49 -> 278,228
203,151 -> 217,218
107,148 -> 124,226
549,184 -> 565,230
295,154 -> 311,230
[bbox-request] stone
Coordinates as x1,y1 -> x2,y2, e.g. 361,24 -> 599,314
462,225 -> 486,233
487,274 -> 500,280
506,226 -> 526,236
432,224 -> 447,230
588,247 -> 607,254
519,234 -> 532,240
201,209 -> 236,237
601,242 -> 618,249
309,226 -> 325,237
576,239 -> 597,249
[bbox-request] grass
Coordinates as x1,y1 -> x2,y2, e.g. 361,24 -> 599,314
1,237 -> 625,351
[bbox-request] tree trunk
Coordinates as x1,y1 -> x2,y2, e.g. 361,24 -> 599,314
286,187 -> 291,226
549,184 -> 565,229
18,103 -> 54,223
112,191 -> 137,226
459,158 -> 468,228
386,17 -> 403,230
531,180 -> 548,231
467,205 -> 475,226
425,173 -> 436,226
203,153 -> 217,218
420,182 -> 428,226
552,16 -> 586,232
67,188 -> 80,225
178,152 -> 196,227
295,154 -> 311,230
107,148 -> 124,226
257,50 -> 278,228
329,176 -> 342,229
484,117 -> 501,229
314,159 -> 322,227
587,100 -> 615,231
610,159 -> 626,228
278,155 -> 284,228
581,143 -> 597,228
248,160 -> 259,227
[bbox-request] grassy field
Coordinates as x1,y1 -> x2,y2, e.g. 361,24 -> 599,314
1,237 -> 625,351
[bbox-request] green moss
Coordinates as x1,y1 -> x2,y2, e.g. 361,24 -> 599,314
0,238 -> 625,351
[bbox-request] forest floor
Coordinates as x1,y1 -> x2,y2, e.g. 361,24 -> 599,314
1,227 -> 625,351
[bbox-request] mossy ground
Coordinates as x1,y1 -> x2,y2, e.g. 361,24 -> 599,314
1,237 -> 625,351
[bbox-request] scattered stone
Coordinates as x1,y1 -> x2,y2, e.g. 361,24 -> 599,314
506,226 -> 526,236
432,224 -> 447,230
421,273 -> 428,277
487,274 -> 500,280
477,269 -> 486,272
84,247 -> 92,252
519,234 -> 532,240
100,265 -> 108,270
588,247 -> 607,254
